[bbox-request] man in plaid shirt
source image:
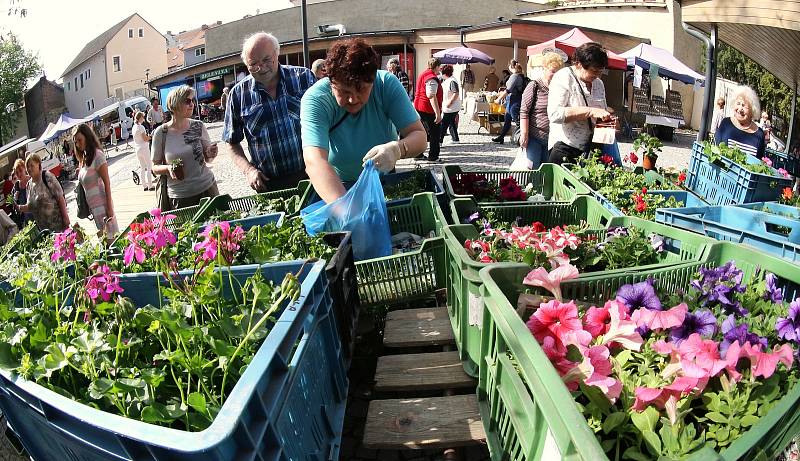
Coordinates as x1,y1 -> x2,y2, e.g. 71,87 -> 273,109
387,57 -> 411,97
222,32 -> 316,192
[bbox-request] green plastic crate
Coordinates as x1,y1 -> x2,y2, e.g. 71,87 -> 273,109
355,192 -> 447,306
442,164 -> 591,208
476,241 -> 800,460
449,194 -> 615,228
445,213 -> 716,377
193,180 -> 313,223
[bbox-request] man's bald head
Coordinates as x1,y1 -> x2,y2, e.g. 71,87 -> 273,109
241,32 -> 280,61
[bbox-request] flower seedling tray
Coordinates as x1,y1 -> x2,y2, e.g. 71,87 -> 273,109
594,189 -> 708,217
444,213 -> 715,377
656,204 -> 800,263
355,192 -> 447,306
442,164 -> 590,208
686,142 -> 792,205
449,194 -> 614,228
477,240 -> 800,461
380,168 -> 446,209
0,260 -> 349,461
765,148 -> 800,177
193,180 -> 313,222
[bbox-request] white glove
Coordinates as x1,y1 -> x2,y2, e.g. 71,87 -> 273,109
362,141 -> 402,173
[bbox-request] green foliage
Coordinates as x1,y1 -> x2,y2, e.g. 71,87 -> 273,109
382,169 -> 427,201
0,33 -> 40,144
701,141 -> 775,175
632,133 -> 663,160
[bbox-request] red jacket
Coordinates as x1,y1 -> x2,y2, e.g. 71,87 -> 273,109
413,68 -> 443,114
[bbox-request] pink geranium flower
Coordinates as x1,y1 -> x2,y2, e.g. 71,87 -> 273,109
85,264 -> 124,304
631,302 -> 688,331
523,264 -> 579,301
123,209 -> 177,266
778,168 -> 791,179
194,221 -> 246,265
526,299 -> 583,344
51,229 -> 78,262
763,157 -> 773,167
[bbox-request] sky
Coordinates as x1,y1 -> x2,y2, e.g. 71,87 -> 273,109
0,0 -> 294,82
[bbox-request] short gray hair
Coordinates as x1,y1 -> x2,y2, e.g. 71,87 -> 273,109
311,58 -> 325,73
732,85 -> 761,121
166,85 -> 195,114
241,32 -> 280,62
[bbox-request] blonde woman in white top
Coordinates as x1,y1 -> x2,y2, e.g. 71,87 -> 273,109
132,111 -> 154,191
547,42 -> 612,164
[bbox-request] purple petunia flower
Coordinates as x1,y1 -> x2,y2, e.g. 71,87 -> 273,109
465,212 -> 480,224
648,233 -> 665,253
720,315 -> 768,355
669,309 -> 717,344
776,298 -> 800,342
764,273 -> 783,304
690,261 -> 747,316
616,278 -> 662,311
607,226 -> 629,240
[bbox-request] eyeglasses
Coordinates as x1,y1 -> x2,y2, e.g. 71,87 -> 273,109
184,98 -> 195,105
246,54 -> 276,72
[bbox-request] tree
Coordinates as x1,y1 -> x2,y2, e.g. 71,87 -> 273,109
0,32 -> 40,145
716,42 -> 796,143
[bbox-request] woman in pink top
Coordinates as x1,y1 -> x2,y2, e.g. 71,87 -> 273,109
73,124 -> 118,241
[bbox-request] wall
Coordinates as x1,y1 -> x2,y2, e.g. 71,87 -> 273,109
105,15 -> 168,104
205,0 -> 537,60
64,52 -> 108,118
24,78 -> 66,139
184,45 -> 206,67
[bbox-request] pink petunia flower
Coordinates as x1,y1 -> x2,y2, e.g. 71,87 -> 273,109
526,299 -> 583,344
631,302 -> 688,331
763,157 -> 773,167
584,300 -> 630,337
523,264 -> 579,301
779,168 -> 791,179
726,341 -> 794,381
599,303 -> 643,351
561,345 -> 622,401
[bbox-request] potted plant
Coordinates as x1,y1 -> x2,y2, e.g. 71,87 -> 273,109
169,158 -> 184,180
633,132 -> 663,171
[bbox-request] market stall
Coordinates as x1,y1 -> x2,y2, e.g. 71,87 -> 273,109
620,43 -> 705,140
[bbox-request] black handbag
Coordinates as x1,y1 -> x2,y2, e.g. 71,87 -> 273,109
76,181 -> 92,219
154,126 -> 171,211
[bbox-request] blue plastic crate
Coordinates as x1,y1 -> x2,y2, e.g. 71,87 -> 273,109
381,168 -> 446,209
0,260 -> 348,461
656,204 -> 800,262
685,142 -> 793,205
209,212 -> 284,231
595,189 -> 708,216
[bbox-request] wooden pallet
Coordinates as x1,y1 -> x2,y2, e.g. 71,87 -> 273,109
383,307 -> 455,348
363,394 -> 486,450
375,351 -> 476,392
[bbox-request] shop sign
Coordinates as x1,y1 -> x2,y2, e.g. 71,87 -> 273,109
198,67 -> 232,81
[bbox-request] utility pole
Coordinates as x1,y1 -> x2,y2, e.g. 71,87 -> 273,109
301,0 -> 309,67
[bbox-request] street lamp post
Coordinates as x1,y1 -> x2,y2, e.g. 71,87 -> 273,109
144,68 -> 151,99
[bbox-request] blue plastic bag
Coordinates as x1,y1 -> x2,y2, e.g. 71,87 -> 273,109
301,160 -> 392,260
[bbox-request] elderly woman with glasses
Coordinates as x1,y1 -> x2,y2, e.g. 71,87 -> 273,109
151,85 -> 219,210
547,42 -> 612,164
715,86 -> 767,158
300,38 -> 427,203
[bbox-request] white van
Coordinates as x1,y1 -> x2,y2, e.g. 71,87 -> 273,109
91,96 -> 149,140
25,140 -> 63,178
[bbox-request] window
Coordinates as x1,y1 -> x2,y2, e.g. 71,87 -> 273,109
113,56 -> 121,72
66,81 -> 70,91
128,28 -> 133,38
138,28 -> 143,37
74,77 -> 78,91
79,74 -> 84,88
85,69 -> 91,80
195,47 -> 205,57
86,98 -> 94,112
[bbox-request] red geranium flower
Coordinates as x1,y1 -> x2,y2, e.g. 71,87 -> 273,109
628,152 -> 639,164
532,221 -> 546,233
600,154 -> 613,165
678,172 -> 687,184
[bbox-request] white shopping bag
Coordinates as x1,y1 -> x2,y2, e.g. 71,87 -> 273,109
510,147 -> 532,170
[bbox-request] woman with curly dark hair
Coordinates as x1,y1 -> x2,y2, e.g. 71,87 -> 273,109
300,38 -> 427,203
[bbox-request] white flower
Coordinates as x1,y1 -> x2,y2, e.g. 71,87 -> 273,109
527,193 -> 546,203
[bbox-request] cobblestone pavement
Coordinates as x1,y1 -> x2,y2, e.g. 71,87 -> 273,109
64,117 -> 698,231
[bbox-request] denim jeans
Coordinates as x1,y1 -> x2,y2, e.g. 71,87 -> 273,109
439,112 -> 459,142
525,136 -> 549,169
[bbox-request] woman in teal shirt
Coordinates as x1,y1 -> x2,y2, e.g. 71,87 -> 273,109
301,39 -> 428,203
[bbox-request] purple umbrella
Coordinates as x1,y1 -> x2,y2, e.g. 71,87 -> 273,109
433,47 -> 495,65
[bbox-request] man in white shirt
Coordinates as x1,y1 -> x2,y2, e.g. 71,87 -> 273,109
146,97 -> 165,132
